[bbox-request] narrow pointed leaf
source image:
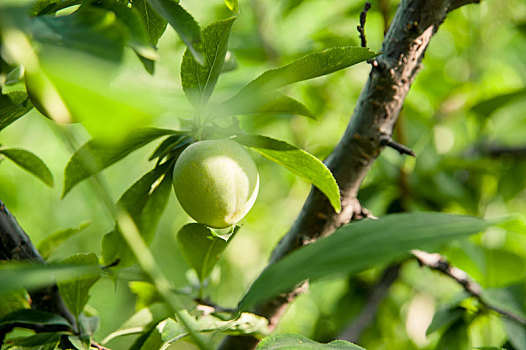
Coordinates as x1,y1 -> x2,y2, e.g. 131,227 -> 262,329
0,309 -> 70,329
233,134 -> 340,212
101,165 -> 173,267
0,148 -> 53,187
181,17 -> 236,108
0,91 -> 33,131
146,0 -> 202,63
57,253 -> 101,318
213,92 -> 315,119
226,46 -> 377,106
256,334 -> 364,349
37,222 -> 91,260
239,213 -> 487,311
63,128 -> 176,197
177,223 -> 238,281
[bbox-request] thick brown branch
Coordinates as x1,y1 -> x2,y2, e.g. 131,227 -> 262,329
412,250 -> 526,327
220,0 -> 480,348
0,199 -> 77,332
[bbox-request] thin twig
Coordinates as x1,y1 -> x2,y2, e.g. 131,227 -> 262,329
380,135 -> 416,157
412,249 -> 526,327
357,2 -> 372,48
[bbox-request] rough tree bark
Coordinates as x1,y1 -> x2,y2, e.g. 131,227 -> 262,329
0,199 -> 77,332
220,0 -> 480,348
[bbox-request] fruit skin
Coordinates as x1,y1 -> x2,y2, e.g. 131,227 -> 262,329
173,139 -> 259,229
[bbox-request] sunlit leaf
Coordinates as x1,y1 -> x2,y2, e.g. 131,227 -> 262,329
233,134 -> 340,212
37,222 -> 91,260
224,0 -> 239,12
181,17 -> 236,108
177,223 -> 238,282
57,253 -> 101,318
239,213 -> 487,311
256,334 -> 364,349
0,148 -> 53,187
133,0 -> 167,46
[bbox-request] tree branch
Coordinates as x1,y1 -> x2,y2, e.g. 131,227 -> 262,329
412,249 -> 526,327
219,0 -> 480,348
0,199 -> 77,332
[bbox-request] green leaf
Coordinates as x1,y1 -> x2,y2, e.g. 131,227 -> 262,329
0,290 -> 29,319
470,88 -> 526,119
99,0 -> 158,60
148,134 -> 193,162
146,0 -> 202,64
3,332 -> 62,349
101,304 -> 172,344
57,253 -> 101,318
232,134 -> 340,212
129,281 -> 162,310
68,335 -> 91,350
63,128 -> 175,197
157,312 -> 269,349
435,320 -> 470,350
503,318 -> 526,350
133,0 -> 167,46
0,148 -> 54,187
256,334 -> 364,349
0,309 -> 70,329
101,165 -> 173,267
224,46 -> 377,108
0,91 -> 33,131
239,213 -> 487,311
213,92 -> 315,119
181,17 -> 236,108
29,7 -> 127,61
427,307 -> 466,335
224,0 -> 239,12
0,263 -> 100,296
37,222 -> 90,260
176,223 -> 238,282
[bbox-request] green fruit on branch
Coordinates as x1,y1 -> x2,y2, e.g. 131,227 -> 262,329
173,139 -> 259,229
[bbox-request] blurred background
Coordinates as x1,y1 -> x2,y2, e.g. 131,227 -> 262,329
1,0 -> 526,348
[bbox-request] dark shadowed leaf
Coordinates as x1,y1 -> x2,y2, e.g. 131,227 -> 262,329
233,134 -> 340,212
435,320 -> 470,350
503,318 -> 526,350
29,7 -> 127,61
0,309 -> 70,329
101,165 -> 173,267
99,0 -> 158,61
239,213 -> 487,311
0,148 -> 53,187
37,222 -> 91,260
0,91 -> 33,131
256,333 -> 364,349
2,332 -> 62,349
177,223 -> 238,281
146,0 -> 202,63
57,253 -> 101,318
470,88 -> 526,119
427,306 -> 466,335
181,17 -> 236,108
63,128 -> 176,197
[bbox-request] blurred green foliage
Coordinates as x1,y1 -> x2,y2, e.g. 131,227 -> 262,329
1,0 -> 526,349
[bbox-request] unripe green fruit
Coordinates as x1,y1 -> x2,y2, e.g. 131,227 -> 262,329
173,139 -> 259,229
